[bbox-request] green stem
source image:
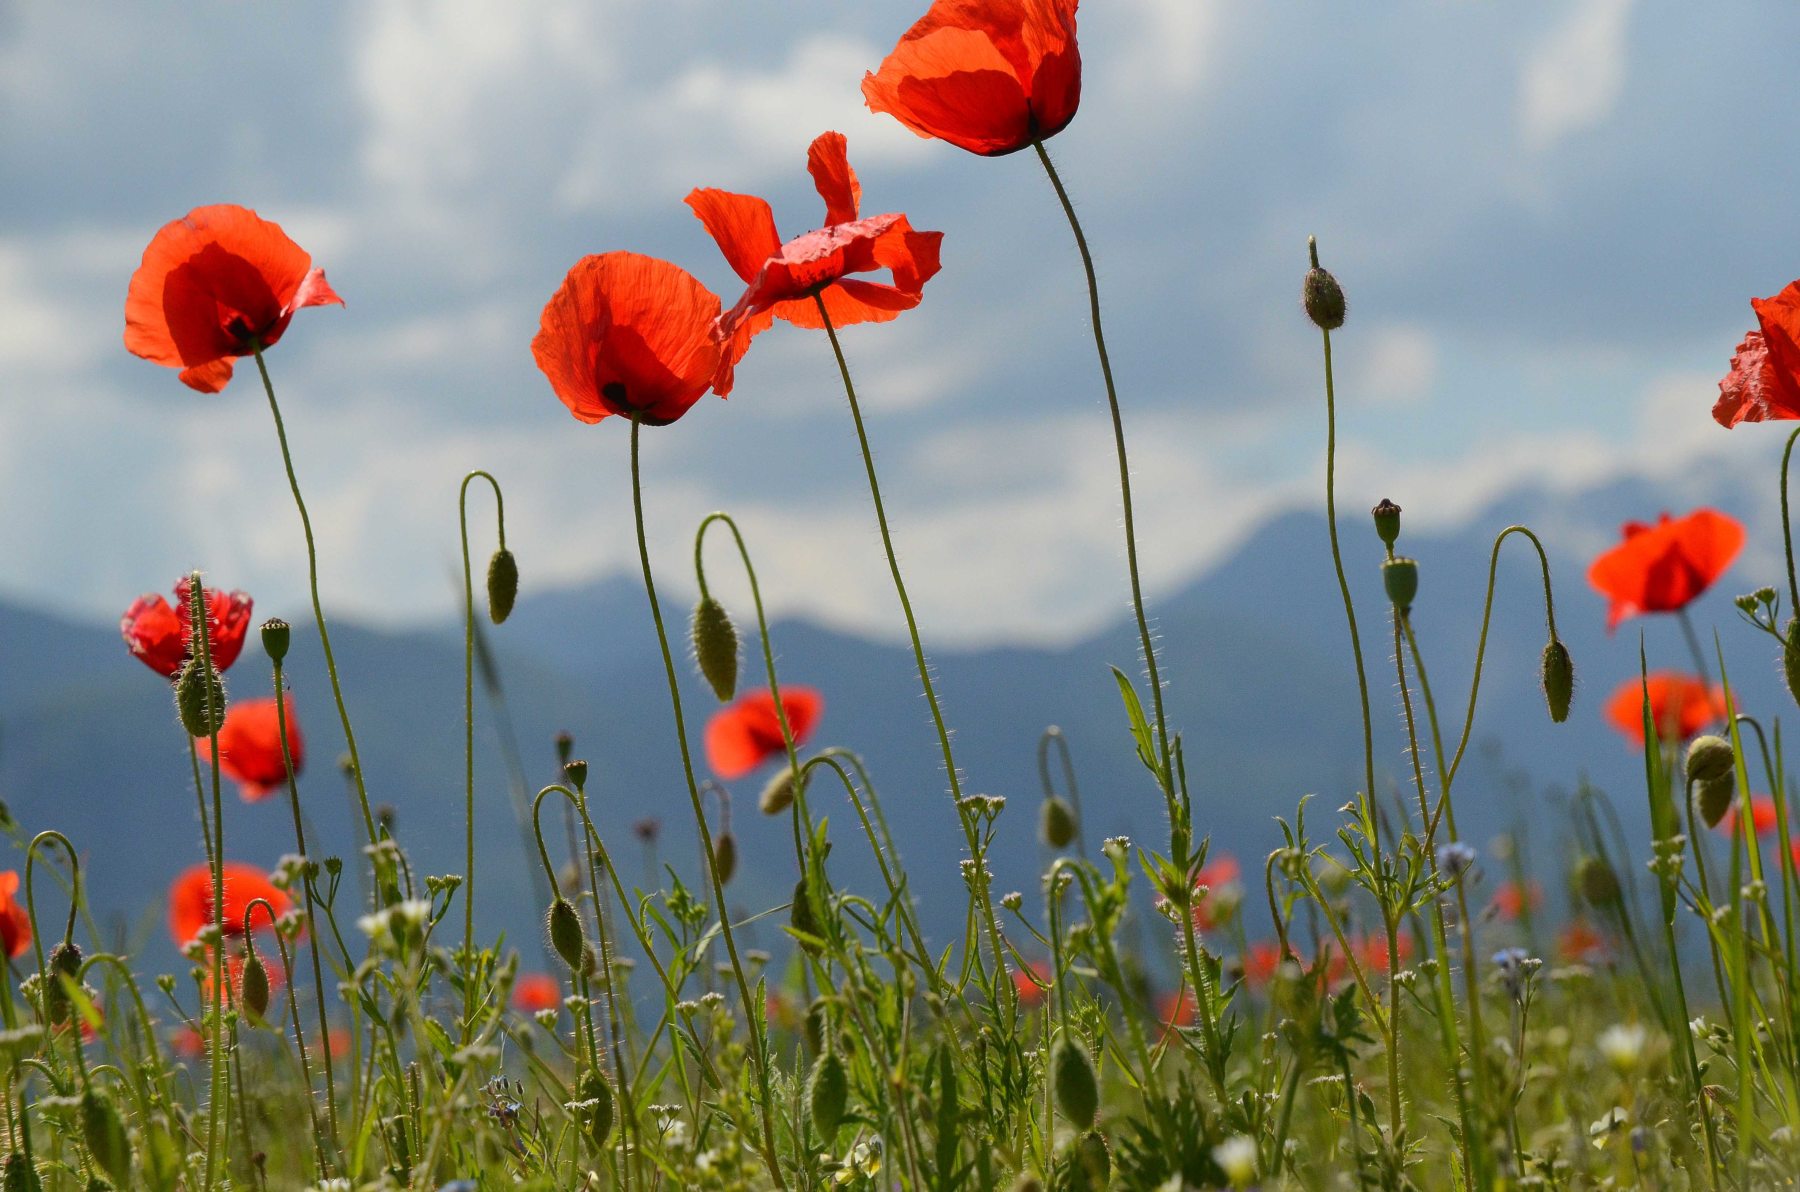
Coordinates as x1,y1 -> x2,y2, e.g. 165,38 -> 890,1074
1783,428 -> 1800,617
458,469 -> 506,1040
627,416 -> 786,1189
1446,526 -> 1558,788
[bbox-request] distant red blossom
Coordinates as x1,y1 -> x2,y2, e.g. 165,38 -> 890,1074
1490,880 -> 1543,922
1190,853 -> 1241,931
1558,920 -> 1609,965
168,862 -> 291,948
197,695 -> 302,802
1714,281 -> 1800,426
1587,509 -> 1744,631
1605,672 -> 1727,745
863,0 -> 1083,156
1721,794 -> 1780,838
0,872 -> 29,961
124,204 -> 342,393
121,578 -> 253,678
512,973 -> 563,1014
703,687 -> 823,780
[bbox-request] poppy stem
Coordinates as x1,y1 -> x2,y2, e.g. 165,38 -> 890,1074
250,346 -> 381,857
184,574 -> 229,1192
1031,139 -> 1174,795
628,416 -> 788,1190
1783,427 -> 1800,616
458,469 -> 506,1042
811,294 -> 1014,1011
1445,526 -> 1557,789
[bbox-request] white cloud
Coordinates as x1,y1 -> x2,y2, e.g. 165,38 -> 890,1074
1351,324 -> 1439,407
1519,0 -> 1637,152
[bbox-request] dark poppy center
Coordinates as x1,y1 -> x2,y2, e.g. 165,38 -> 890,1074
601,381 -> 632,410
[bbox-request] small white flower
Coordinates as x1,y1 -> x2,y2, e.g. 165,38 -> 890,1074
1597,1023 -> 1648,1072
1213,1135 -> 1257,1186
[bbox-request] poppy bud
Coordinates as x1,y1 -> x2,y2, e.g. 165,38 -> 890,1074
760,769 -> 799,816
240,950 -> 271,1020
806,1049 -> 848,1140
1785,617 -> 1800,709
1577,856 -> 1621,907
789,879 -> 824,956
1070,1131 -> 1111,1192
564,760 -> 589,791
578,1070 -> 614,1149
1051,1035 -> 1099,1126
1040,797 -> 1077,849
176,656 -> 226,738
80,1090 -> 131,1187
1371,499 -> 1401,547
555,731 -> 574,766
691,597 -> 739,702
713,832 -> 738,886
1686,735 -> 1735,785
486,548 -> 518,624
803,997 -> 828,1055
260,618 -> 290,664
1541,639 -> 1574,724
1303,239 -> 1347,331
1695,776 -> 1735,830
3,1153 -> 40,1192
546,899 -> 586,972
46,941 -> 82,1026
1382,557 -> 1419,608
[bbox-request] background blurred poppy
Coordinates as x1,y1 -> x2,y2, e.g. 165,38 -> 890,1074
167,861 -> 291,948
1587,508 -> 1744,630
1604,672 -> 1726,744
703,686 -> 823,779
197,695 -> 302,802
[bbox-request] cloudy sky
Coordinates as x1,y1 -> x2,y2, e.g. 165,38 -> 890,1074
3,1 -> 1796,646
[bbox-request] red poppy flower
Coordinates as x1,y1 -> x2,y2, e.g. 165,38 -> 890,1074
1587,509 -> 1744,631
1557,920 -> 1608,964
196,695 -> 302,802
167,862 -> 292,948
512,972 -> 563,1014
0,872 -> 30,961
1190,853 -> 1241,931
686,131 -> 943,368
121,578 -> 253,678
703,686 -> 823,780
533,251 -> 747,427
1012,960 -> 1049,1007
1158,988 -> 1196,1028
124,205 -> 342,393
1241,940 -> 1283,989
1604,672 -> 1726,745
1353,931 -> 1414,973
863,0 -> 1082,157
1721,794 -> 1780,838
1714,281 -> 1800,427
1490,880 -> 1542,922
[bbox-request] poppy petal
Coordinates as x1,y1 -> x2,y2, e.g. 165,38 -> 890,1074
806,131 -> 862,226
684,189 -> 784,284
179,359 -> 236,393
290,266 -> 345,313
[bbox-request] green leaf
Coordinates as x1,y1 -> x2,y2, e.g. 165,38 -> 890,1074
1111,666 -> 1160,779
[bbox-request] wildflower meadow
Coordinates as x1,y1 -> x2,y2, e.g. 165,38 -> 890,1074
10,2 -> 1800,1189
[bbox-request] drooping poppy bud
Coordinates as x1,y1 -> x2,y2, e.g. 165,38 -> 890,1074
2,1152 -> 41,1192
1695,777 -> 1735,830
1371,499 -> 1401,548
577,1070 -> 614,1149
1040,797 -> 1077,849
46,941 -> 82,1027
240,949 -> 271,1020
260,618 -> 290,664
691,597 -> 740,703
1541,639 -> 1574,724
80,1090 -> 131,1187
713,832 -> 738,886
806,1050 -> 849,1140
1382,557 -> 1419,608
176,656 -> 226,739
789,879 -> 824,956
1577,856 -> 1621,907
1786,617 -> 1800,708
1051,1035 -> 1099,1126
1070,1131 -> 1111,1192
803,997 -> 828,1056
486,549 -> 518,625
1303,239 -> 1347,331
760,769 -> 798,816
1686,735 -> 1735,785
547,899 -> 586,972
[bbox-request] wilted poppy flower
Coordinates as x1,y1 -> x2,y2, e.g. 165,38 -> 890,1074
1721,794 -> 1780,838
532,251 -> 748,426
168,862 -> 292,948
1489,880 -> 1543,922
0,872 -> 30,960
124,205 -> 342,393
1587,509 -> 1744,631
1604,672 -> 1726,744
197,695 -> 302,802
703,686 -> 823,779
686,131 -> 943,367
1190,853 -> 1242,931
863,0 -> 1082,157
512,972 -> 562,1014
1714,281 -> 1800,427
121,578 -> 253,678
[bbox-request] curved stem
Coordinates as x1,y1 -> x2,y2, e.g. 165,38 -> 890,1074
1037,727 -> 1088,860
244,896 -> 325,1177
1447,525 -> 1559,788
459,469 -> 506,1040
1783,428 -> 1800,617
251,346 -> 378,852
627,416 -> 786,1188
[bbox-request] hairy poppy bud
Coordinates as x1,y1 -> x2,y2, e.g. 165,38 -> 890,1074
564,759 -> 589,791
1371,499 -> 1401,547
46,941 -> 82,1025
1785,617 -> 1800,709
691,597 -> 739,702
547,899 -> 586,972
806,1050 -> 848,1140
260,618 -> 290,664
3,1153 -> 41,1192
712,832 -> 738,886
1070,1131 -> 1111,1192
578,1071 -> 614,1148
759,769 -> 799,816
555,731 -> 574,766
176,656 -> 226,738
485,548 -> 519,624
80,1090 -> 131,1187
1686,735 -> 1735,785
789,879 -> 824,956
1695,776 -> 1735,830
1577,856 -> 1621,907
240,950 -> 271,1020
1051,1035 -> 1099,1126
1541,639 -> 1574,724
1382,557 -> 1418,608
804,997 -> 828,1055
1040,797 -> 1077,849
1303,239 -> 1346,331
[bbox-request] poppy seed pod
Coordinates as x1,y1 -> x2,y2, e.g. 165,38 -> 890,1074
1303,240 -> 1347,331
1051,1035 -> 1100,1126
1686,735 -> 1735,785
1372,498 -> 1401,547
1382,557 -> 1419,608
1695,775 -> 1736,830
564,760 -> 589,791
486,548 -> 518,624
578,1071 -> 614,1149
1577,856 -> 1621,907
759,769 -> 799,816
176,656 -> 227,738
1541,639 -> 1574,724
546,899 -> 586,972
555,731 -> 574,766
1040,796 -> 1077,849
240,950 -> 271,1019
806,1050 -> 849,1140
691,597 -> 739,702
260,618 -> 290,664
80,1090 -> 131,1187
712,832 -> 738,886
